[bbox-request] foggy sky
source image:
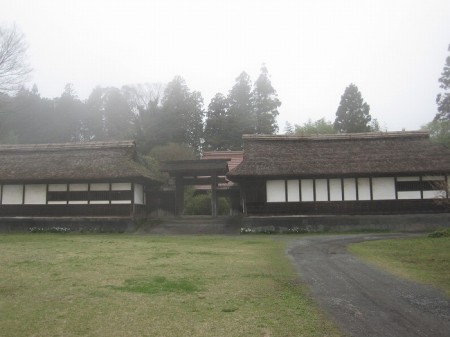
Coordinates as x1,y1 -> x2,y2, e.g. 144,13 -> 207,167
2,0 -> 450,132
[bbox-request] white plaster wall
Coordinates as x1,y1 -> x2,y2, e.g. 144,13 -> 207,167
69,201 -> 88,204
2,185 -> 23,204
90,183 -> 109,191
343,178 -> 357,201
90,201 -> 109,204
396,177 -> 420,199
24,185 -> 46,204
397,176 -> 419,182
423,190 -> 446,199
266,180 -> 286,202
372,177 -> 396,200
48,184 -> 67,191
315,179 -> 328,201
398,191 -> 421,199
134,184 -> 144,204
68,184 -> 88,204
301,179 -> 314,201
48,201 -> 67,205
358,178 -> 371,200
112,183 -> 131,190
423,176 -> 446,198
89,183 -> 110,204
69,184 -> 88,191
329,179 -> 342,201
287,180 -> 299,202
422,176 -> 445,181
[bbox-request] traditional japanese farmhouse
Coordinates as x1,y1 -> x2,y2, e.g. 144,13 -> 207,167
0,141 -> 160,222
227,132 -> 450,216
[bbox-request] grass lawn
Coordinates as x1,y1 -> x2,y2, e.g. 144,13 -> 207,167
0,234 -> 340,337
348,235 -> 450,296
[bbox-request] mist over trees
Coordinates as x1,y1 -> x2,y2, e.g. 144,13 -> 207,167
285,83 -> 381,136
0,65 -> 281,157
203,65 -> 281,150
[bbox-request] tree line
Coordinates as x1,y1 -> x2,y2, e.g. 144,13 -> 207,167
0,65 -> 281,155
1,24 -> 450,158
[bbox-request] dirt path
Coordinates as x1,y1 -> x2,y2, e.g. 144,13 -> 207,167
287,234 -> 450,337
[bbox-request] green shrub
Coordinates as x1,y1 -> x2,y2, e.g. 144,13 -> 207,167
428,228 -> 450,238
184,191 -> 231,215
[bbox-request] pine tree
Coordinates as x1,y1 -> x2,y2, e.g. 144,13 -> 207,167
334,84 -> 372,133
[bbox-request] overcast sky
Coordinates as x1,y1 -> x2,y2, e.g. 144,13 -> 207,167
2,0 -> 450,132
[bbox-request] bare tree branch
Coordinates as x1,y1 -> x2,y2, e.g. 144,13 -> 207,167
0,25 -> 32,95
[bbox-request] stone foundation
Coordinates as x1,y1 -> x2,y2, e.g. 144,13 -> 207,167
0,217 -> 136,233
241,213 -> 450,233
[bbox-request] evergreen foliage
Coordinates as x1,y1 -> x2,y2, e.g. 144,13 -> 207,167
334,83 -> 372,133
253,64 -> 281,134
295,118 -> 336,136
135,76 -> 204,154
0,67 -> 281,154
203,93 -> 231,150
203,65 -> 281,150
435,44 -> 450,121
422,119 -> 450,148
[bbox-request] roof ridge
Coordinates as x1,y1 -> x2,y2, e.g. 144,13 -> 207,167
242,131 -> 429,141
0,140 -> 135,152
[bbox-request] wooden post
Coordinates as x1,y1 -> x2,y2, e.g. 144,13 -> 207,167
175,175 -> 184,217
211,174 -> 218,217
131,183 -> 135,219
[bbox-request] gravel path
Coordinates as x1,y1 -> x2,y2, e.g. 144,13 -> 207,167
287,234 -> 450,337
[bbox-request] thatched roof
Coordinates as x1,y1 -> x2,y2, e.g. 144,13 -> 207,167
0,141 -> 160,184
227,131 -> 450,180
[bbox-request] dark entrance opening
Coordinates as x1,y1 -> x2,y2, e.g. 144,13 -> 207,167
160,159 -> 237,217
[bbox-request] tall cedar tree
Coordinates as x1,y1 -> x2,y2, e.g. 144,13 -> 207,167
204,66 -> 281,150
159,76 -> 204,154
253,64 -> 281,134
226,72 -> 254,150
334,83 -> 371,133
84,86 -> 135,141
435,44 -> 450,121
135,97 -> 161,154
203,93 -> 230,150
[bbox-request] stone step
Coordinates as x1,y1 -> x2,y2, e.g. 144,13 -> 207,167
136,216 -> 241,235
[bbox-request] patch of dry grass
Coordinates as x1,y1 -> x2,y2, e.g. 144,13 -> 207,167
0,234 -> 341,337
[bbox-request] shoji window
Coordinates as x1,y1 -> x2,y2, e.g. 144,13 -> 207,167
266,180 -> 286,202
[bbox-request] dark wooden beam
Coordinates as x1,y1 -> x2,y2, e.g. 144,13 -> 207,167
180,177 -> 227,185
